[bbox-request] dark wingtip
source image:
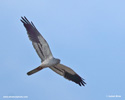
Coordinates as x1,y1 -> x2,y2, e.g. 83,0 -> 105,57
64,72 -> 86,87
20,16 -> 30,24
20,19 -> 25,24
77,75 -> 86,86
79,79 -> 86,86
24,16 -> 30,24
20,16 -> 36,28
31,21 -> 36,28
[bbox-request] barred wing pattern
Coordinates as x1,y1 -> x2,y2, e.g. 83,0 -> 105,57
21,17 -> 86,86
21,16 -> 53,61
50,64 -> 86,86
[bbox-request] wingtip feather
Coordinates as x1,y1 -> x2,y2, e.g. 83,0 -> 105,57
20,16 -> 30,24
64,72 -> 86,86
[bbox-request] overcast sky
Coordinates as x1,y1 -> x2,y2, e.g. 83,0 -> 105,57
0,0 -> 125,100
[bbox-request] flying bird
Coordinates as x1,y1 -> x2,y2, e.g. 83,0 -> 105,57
20,16 -> 86,86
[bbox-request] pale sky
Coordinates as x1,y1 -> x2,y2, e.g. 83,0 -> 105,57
0,0 -> 125,100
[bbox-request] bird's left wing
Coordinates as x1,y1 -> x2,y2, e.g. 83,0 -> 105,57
50,64 -> 86,86
20,16 -> 53,61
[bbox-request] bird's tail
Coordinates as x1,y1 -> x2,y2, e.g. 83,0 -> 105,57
27,66 -> 44,75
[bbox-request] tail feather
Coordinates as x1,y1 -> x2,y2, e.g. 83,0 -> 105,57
27,66 -> 43,75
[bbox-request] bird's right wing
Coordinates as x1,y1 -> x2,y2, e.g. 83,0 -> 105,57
20,16 -> 53,61
50,64 -> 86,86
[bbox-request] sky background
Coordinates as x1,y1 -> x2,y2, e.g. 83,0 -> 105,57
0,0 -> 125,100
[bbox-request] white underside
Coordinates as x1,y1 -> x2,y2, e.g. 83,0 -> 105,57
40,57 -> 60,68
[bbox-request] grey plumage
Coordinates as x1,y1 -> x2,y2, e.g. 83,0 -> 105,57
21,16 -> 86,86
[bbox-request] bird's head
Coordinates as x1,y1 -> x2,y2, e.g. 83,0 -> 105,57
55,58 -> 61,64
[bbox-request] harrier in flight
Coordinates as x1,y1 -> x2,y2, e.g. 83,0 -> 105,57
21,16 -> 86,86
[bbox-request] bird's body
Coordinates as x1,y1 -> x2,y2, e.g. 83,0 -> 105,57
40,57 -> 60,68
21,16 -> 86,86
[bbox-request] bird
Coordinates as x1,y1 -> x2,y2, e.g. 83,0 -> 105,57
20,16 -> 86,86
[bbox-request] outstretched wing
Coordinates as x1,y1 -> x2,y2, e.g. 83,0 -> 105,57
21,16 -> 53,61
50,64 -> 86,86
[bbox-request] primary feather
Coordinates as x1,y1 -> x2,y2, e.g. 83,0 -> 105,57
21,16 -> 86,86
